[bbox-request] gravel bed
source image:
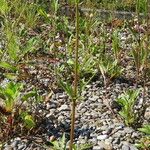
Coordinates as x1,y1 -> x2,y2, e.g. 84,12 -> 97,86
2,78 -> 149,150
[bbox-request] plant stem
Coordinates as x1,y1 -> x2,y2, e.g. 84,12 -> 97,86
136,0 -> 141,85
69,0 -> 79,150
142,0 -> 149,118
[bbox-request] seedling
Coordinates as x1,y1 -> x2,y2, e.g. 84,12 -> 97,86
135,124 -> 150,149
0,81 -> 40,141
50,133 -> 92,150
116,89 -> 140,126
98,54 -> 124,86
112,29 -> 121,62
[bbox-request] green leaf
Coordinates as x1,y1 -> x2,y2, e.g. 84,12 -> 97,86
0,0 -> 8,15
4,73 -> 18,80
59,80 -> 74,98
24,115 -> 35,129
22,91 -> 37,102
51,133 -> 67,150
0,61 -> 17,72
138,125 -> 150,135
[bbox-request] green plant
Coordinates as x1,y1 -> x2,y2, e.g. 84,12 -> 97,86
115,89 -> 140,126
50,133 -> 92,150
138,124 -> 150,135
112,29 -> 121,62
98,55 -> 124,86
51,133 -> 67,150
135,124 -> 150,149
0,82 -> 23,112
69,1 -> 79,149
0,81 -> 40,141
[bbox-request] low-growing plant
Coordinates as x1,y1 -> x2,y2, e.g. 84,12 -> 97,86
138,124 -> 150,134
50,133 -> 67,150
98,54 -> 124,86
135,124 -> 150,149
50,133 -> 92,150
0,81 -> 41,141
115,89 -> 140,126
112,29 -> 121,62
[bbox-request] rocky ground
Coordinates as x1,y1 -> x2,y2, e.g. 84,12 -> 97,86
0,18 -> 150,150
2,76 -> 150,149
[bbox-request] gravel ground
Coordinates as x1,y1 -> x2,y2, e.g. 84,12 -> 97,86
1,21 -> 150,150
2,77 -> 149,150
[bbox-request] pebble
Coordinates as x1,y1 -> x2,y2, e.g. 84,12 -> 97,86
122,144 -> 130,150
58,104 -> 70,111
97,135 -> 108,140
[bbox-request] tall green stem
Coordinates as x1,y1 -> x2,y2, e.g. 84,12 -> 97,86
142,0 -> 149,111
69,0 -> 79,150
135,0 -> 141,84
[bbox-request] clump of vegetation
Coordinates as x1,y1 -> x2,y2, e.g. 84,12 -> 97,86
115,89 -> 140,126
135,124 -> 150,149
0,81 -> 42,142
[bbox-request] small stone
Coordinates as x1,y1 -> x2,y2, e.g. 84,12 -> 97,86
89,138 -> 98,145
80,108 -> 87,113
97,135 -> 108,140
129,145 -> 138,150
97,141 -> 112,150
58,104 -> 70,111
11,140 -> 19,148
124,127 -> 133,134
3,145 -> 13,150
58,94 -> 68,99
17,145 -> 25,150
122,145 -> 130,150
93,145 -> 104,150
131,132 -> 139,138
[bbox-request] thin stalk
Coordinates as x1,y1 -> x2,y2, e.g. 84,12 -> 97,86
136,0 -> 141,85
142,0 -> 149,116
69,0 -> 79,150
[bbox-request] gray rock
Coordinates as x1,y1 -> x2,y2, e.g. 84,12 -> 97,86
11,140 -> 19,148
93,145 -> 105,150
58,94 -> 68,99
97,141 -> 113,150
58,104 -> 70,111
89,138 -> 98,145
80,108 -> 87,113
129,145 -> 138,150
124,127 -> 133,134
97,135 -> 108,140
3,145 -> 13,150
131,132 -> 139,138
17,144 -> 26,150
122,145 -> 130,150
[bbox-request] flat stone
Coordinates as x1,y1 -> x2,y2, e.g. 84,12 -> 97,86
10,141 -> 18,148
3,145 -> 13,150
97,135 -> 108,140
97,141 -> 113,150
58,104 -> 70,111
129,145 -> 138,150
122,145 -> 130,150
17,144 -> 26,150
124,127 -> 133,134
93,146 -> 105,150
